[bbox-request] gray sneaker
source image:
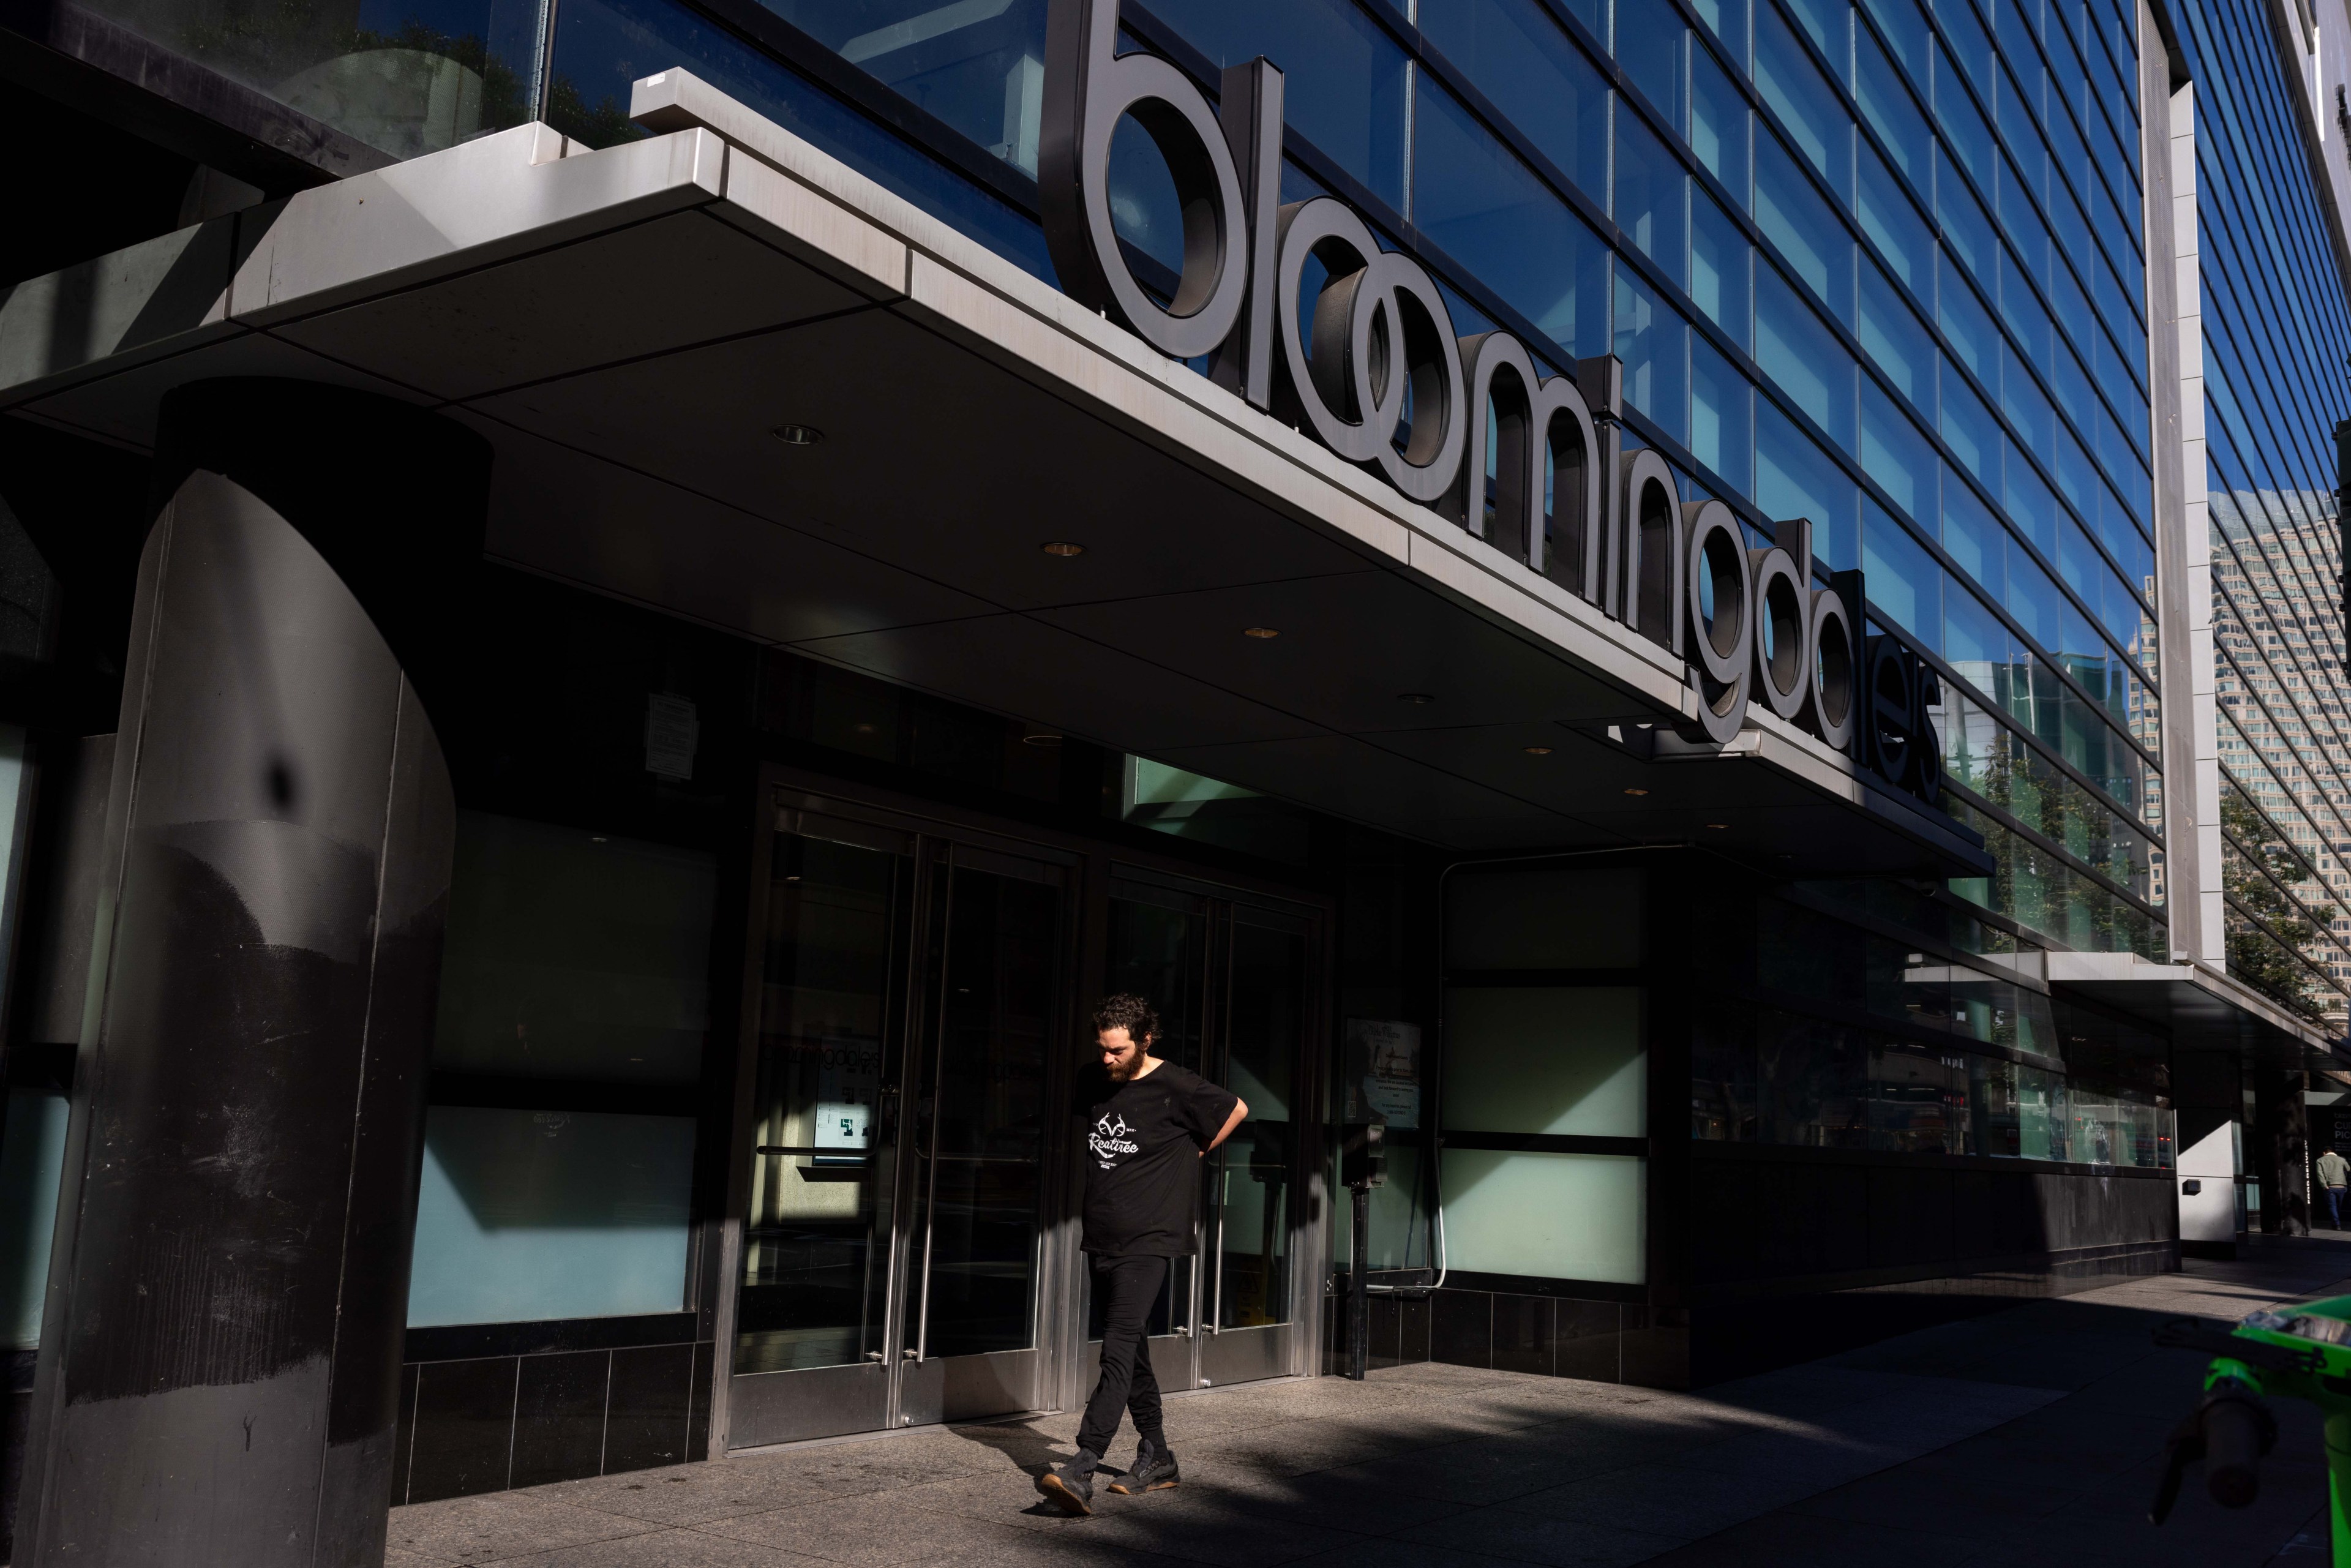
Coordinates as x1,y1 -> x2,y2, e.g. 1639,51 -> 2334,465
1035,1449 -> 1098,1515
1105,1438 -> 1179,1495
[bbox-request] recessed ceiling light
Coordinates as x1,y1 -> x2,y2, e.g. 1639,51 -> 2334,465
1705,822 -> 1730,830
1042,541 -> 1085,557
1524,746 -> 1553,756
853,722 -> 877,734
1244,626 -> 1280,639
1022,732 -> 1063,748
771,423 -> 823,446
1399,692 -> 1437,705
591,835 -> 608,843
1623,787 -> 1649,797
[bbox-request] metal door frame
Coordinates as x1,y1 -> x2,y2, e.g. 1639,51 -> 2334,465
710,766 -> 1333,1455
713,771 -> 1084,1452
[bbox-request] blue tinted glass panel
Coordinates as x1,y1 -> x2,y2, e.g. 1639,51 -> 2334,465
1691,189 -> 1753,347
1758,397 -> 1860,565
1856,258 -> 1932,408
1856,142 -> 1931,289
1692,42 -> 1753,206
1854,27 -> 1929,179
1616,266 -> 1691,441
1421,0 -> 1609,201
552,0 -> 1056,279
1935,144 -> 1997,281
1943,576 -> 2008,678
1692,336 -> 1755,490
1940,468 -> 2003,590
1863,501 -> 1940,650
1757,266 -> 1854,446
1616,0 -> 1690,125
1757,134 -> 1854,321
1786,0 -> 1849,63
1933,46 -> 1995,187
1153,0 -> 1409,208
1615,103 -> 1690,286
1415,79 -> 1605,353
1755,4 -> 1852,200
1860,379 -> 1933,519
1940,356 -> 2000,481
1938,260 -> 1997,383
1862,0 -> 1928,75
1693,0 -> 1748,67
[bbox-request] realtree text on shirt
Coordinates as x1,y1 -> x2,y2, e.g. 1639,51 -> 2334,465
1073,1060 -> 1240,1257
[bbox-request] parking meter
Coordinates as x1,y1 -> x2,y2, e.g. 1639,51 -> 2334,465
1341,1122 -> 1385,1381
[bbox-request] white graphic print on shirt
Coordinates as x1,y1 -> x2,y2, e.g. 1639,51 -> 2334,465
1090,1112 -> 1139,1168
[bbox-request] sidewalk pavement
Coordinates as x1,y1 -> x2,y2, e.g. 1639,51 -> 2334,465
388,1237 -> 2351,1568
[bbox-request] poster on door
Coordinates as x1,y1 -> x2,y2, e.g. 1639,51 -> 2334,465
814,1038 -> 877,1163
1343,1018 -> 1420,1130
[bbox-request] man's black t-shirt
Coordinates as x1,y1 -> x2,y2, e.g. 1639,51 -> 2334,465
1073,1060 -> 1240,1256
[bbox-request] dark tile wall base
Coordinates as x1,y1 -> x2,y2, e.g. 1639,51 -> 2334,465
395,1341 -> 714,1504
1329,1289 -> 1688,1389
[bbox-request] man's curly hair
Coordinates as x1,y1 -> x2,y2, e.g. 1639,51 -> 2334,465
1091,993 -> 1160,1044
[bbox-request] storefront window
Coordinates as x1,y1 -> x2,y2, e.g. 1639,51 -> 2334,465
409,812 -> 716,1327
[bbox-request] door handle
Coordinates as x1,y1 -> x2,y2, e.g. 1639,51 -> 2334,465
903,1347 -> 921,1361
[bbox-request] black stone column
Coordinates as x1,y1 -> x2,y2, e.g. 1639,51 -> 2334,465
2254,1063 -> 2311,1239
17,380 -> 487,1566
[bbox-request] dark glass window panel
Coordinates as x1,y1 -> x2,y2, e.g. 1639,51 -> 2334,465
1943,576 -> 2008,677
1690,1003 -> 1758,1141
1938,0 -> 1995,94
768,0 -> 1049,176
1854,25 -> 1930,180
549,0 -> 1056,279
1861,500 -> 1940,651
1420,0 -> 1610,202
1757,397 -> 1860,567
1859,380 -> 1933,522
2001,445 -> 2059,567
1757,133 -> 1854,323
2000,342 -> 2055,468
1692,36 -> 1752,207
1933,47 -> 1996,190
1692,0 -> 1747,69
1940,466 -> 2003,590
1691,187 -> 1753,348
1856,141 -> 1931,290
1861,0 -> 1928,77
1995,66 -> 2049,209
1152,0 -> 1409,209
1869,1042 -> 1970,1154
1783,0 -> 1848,66
1614,105 -> 1690,287
1615,0 -> 1689,127
1757,264 -> 1854,447
1754,3 -> 1851,200
1757,1010 -> 1867,1150
1856,257 -> 1932,409
1108,114 -> 1185,274
1614,266 -> 1690,443
1214,921 -> 1306,1330
1692,336 -> 1755,491
1939,355 -> 2000,484
1935,144 -> 1997,282
1414,78 -> 1609,355
2006,542 -> 2066,657
1937,259 -> 1998,383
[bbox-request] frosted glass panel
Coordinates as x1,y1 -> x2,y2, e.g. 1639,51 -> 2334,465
1445,867 -> 1642,968
408,1106 -> 694,1327
1443,1150 -> 1646,1283
0,1092 -> 66,1349
1444,988 -> 1644,1136
433,812 -> 716,1082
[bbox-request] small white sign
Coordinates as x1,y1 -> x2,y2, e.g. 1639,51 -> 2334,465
645,692 -> 699,779
1344,1018 -> 1421,1130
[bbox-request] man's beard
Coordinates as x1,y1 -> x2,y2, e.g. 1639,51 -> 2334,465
1105,1055 -> 1136,1082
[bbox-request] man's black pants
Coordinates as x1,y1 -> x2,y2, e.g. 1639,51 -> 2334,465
1079,1254 -> 1168,1457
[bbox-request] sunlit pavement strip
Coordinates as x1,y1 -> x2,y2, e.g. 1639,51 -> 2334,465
384,1240 -> 2351,1568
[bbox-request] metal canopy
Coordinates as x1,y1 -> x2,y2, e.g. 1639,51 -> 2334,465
0,78 -> 1989,875
2044,951 -> 2336,1066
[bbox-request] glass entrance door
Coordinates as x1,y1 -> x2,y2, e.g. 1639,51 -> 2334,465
730,804 -> 1065,1447
1090,880 -> 1316,1394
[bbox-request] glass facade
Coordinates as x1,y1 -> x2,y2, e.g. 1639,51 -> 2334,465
486,0 -> 2162,961
2173,0 -> 2351,1027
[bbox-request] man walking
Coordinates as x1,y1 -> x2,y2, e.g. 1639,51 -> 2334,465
1037,994 -> 1247,1515
2319,1144 -> 2349,1230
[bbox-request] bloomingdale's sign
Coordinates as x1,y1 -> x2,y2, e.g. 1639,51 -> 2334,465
1036,0 -> 1941,804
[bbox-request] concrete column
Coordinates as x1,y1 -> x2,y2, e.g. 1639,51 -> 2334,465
17,380 -> 487,1566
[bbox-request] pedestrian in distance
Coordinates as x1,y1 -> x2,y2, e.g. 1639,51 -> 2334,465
2320,1146 -> 2349,1230
1036,994 -> 1248,1515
